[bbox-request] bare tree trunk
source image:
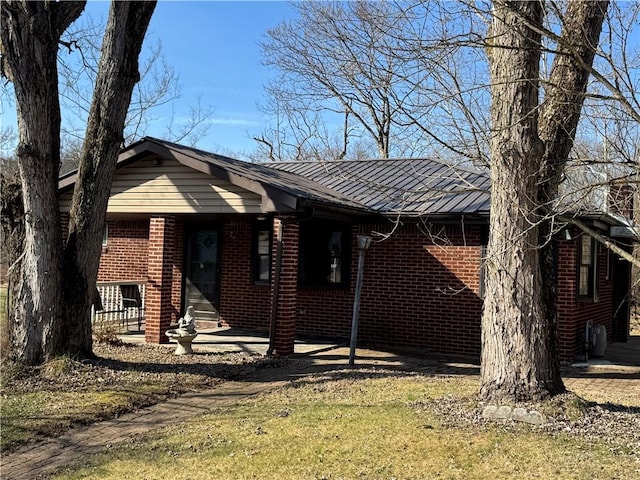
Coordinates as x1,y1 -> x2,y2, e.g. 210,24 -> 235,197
0,1 -> 86,364
536,0 -> 609,389
480,0 -> 559,402
481,0 -> 609,402
1,1 -> 155,363
60,1 -> 156,357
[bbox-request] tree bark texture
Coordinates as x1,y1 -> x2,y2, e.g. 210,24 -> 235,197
481,0 -> 609,401
0,1 -> 86,364
60,1 -> 156,357
480,0 -> 562,402
535,0 -> 609,397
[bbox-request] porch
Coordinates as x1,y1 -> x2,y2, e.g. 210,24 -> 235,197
114,326 -> 640,371
571,334 -> 640,371
117,326 -> 342,356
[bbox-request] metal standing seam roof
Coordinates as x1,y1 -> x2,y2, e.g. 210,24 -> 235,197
267,158 -> 491,215
60,137 -> 490,216
60,138 -> 631,226
139,138 -> 368,211
141,138 -> 490,215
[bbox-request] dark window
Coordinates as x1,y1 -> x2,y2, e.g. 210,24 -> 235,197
299,221 -> 350,287
254,221 -> 272,283
578,235 -> 597,299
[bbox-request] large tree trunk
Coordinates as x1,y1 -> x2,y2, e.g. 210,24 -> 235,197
536,0 -> 609,395
60,1 -> 156,357
1,0 -> 155,363
481,0 -> 609,402
0,1 -> 86,364
480,0 -> 562,402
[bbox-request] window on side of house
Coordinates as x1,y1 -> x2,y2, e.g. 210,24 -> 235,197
578,234 -> 597,299
254,221 -> 272,283
102,223 -> 108,247
298,221 -> 350,288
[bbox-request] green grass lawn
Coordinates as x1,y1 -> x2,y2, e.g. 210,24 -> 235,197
54,374 -> 640,480
2,316 -> 638,479
0,345 -> 276,452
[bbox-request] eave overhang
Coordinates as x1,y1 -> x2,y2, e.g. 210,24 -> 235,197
58,138 -> 301,213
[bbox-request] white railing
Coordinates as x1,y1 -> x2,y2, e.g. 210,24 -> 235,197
92,281 -> 146,329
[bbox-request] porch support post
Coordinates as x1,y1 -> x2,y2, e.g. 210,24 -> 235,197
269,217 -> 299,356
145,215 -> 176,344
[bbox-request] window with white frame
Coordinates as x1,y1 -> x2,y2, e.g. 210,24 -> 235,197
253,221 -> 272,283
577,234 -> 597,299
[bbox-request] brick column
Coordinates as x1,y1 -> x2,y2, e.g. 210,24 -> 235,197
145,216 -> 176,344
270,218 -> 299,356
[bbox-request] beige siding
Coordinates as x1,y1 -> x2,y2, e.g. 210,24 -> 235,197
59,157 -> 263,214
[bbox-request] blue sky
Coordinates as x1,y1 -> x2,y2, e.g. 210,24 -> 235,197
1,1 -> 297,158
141,1 -> 298,156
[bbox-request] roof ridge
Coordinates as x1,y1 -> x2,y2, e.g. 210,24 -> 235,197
266,157 -> 488,177
142,137 -> 487,178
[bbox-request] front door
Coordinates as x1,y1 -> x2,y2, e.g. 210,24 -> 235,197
184,228 -> 221,323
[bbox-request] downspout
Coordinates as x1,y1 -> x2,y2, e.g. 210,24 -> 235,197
267,219 -> 284,355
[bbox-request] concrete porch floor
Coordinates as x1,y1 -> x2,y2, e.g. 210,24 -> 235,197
118,326 -> 344,356
571,335 -> 640,371
118,327 -> 640,372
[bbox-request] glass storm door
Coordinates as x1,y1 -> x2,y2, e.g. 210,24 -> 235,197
185,229 -> 220,322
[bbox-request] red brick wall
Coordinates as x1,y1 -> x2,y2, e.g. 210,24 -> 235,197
95,214 -> 618,363
171,220 -> 185,322
218,220 -> 271,330
98,220 -> 149,281
271,219 -> 299,355
95,217 -> 485,357
296,223 -> 485,357
557,238 -> 578,362
557,235 -> 616,363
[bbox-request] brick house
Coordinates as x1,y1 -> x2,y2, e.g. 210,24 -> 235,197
58,137 -> 634,363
